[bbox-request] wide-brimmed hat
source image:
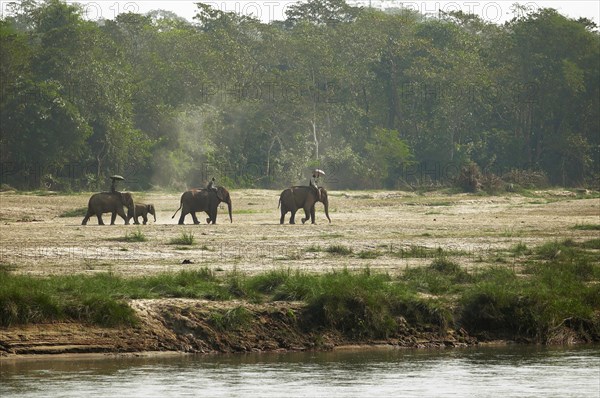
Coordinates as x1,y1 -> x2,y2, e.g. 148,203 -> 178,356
313,169 -> 325,177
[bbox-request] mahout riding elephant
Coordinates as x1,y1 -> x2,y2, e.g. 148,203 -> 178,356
82,192 -> 135,225
171,186 -> 232,225
278,186 -> 331,224
127,203 -> 156,225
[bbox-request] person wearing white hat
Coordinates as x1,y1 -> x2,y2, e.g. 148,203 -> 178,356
110,175 -> 125,193
309,169 -> 325,201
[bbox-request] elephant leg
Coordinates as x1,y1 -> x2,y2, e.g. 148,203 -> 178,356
142,215 -> 147,225
178,213 -> 186,225
191,212 -> 200,225
134,216 -> 140,225
280,208 -> 286,224
118,209 -> 129,225
82,211 -> 92,225
97,213 -> 105,225
110,211 -> 117,225
301,207 -> 310,224
289,210 -> 297,224
310,206 -> 316,224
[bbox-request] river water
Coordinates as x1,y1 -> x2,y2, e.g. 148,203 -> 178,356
1,345 -> 599,397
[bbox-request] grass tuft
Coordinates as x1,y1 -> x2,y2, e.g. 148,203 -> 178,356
325,245 -> 353,255
209,306 -> 252,331
169,231 -> 195,245
122,229 -> 147,242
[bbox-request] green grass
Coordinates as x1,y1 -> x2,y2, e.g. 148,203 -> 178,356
509,242 -> 531,256
393,245 -> 446,259
461,259 -> 600,340
319,233 -> 344,239
358,250 -> 382,259
572,223 -> 600,231
2,241 -> 599,343
121,229 -> 147,242
403,257 -> 472,295
580,239 -> 600,250
232,209 -> 260,215
209,306 -> 252,331
169,231 -> 195,245
0,272 -> 137,327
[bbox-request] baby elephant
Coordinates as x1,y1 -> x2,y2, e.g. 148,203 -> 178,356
127,203 -> 156,225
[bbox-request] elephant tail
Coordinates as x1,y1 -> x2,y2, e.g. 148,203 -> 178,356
172,202 -> 182,219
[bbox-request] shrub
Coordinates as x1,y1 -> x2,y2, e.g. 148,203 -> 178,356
455,162 -> 482,192
303,270 -> 397,338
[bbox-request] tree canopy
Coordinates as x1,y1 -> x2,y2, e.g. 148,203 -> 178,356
1,0 -> 598,190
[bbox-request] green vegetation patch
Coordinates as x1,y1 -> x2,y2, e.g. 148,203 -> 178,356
209,306 -> 252,332
2,241 -> 599,343
0,272 -> 137,327
403,257 -> 472,295
169,231 -> 195,245
572,224 -> 600,231
110,229 -> 147,243
325,245 -> 353,255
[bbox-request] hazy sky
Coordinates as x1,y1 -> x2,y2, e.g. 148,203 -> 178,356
1,1 -> 598,24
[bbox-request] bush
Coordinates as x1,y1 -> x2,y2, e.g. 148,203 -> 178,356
461,257 -> 600,341
455,162 -> 483,192
304,270 -> 397,338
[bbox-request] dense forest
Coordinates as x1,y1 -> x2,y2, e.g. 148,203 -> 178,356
1,0 -> 598,191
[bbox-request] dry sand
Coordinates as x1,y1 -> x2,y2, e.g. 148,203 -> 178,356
1,189 -> 598,277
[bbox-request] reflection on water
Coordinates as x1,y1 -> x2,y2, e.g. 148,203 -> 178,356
1,345 -> 599,398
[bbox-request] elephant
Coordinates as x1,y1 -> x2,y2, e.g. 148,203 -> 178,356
82,191 -> 135,225
127,203 -> 156,225
278,186 -> 331,225
171,186 -> 232,225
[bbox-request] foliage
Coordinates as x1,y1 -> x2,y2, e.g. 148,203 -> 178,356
460,245 -> 600,341
1,1 -> 597,190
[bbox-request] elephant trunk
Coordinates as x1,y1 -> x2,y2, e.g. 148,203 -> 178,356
227,199 -> 233,223
324,199 -> 331,223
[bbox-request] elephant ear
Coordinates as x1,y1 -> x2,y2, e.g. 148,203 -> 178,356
216,187 -> 226,202
122,192 -> 133,206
